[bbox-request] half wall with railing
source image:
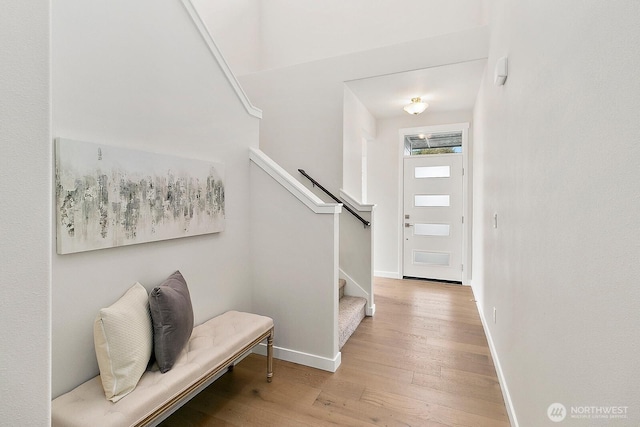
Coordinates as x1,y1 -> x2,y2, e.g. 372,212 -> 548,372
338,190 -> 376,316
297,169 -> 376,317
249,148 -> 342,371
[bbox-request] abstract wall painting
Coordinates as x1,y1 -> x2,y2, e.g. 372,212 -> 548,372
55,138 -> 225,254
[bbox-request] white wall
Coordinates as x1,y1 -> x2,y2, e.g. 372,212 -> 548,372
341,85 -> 376,312
369,111 -> 473,278
195,0 -> 488,75
240,27 -> 489,202
51,0 -> 259,397
0,1 -> 51,424
191,0 -> 260,75
473,0 -> 640,424
258,0 -> 488,71
250,162 -> 340,366
343,86 -> 377,202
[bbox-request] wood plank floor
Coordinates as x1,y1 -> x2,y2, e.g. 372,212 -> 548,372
159,277 -> 509,426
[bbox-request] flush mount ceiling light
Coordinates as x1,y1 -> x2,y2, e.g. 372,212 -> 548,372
403,97 -> 428,115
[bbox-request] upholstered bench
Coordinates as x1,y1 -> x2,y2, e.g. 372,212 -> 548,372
52,310 -> 274,427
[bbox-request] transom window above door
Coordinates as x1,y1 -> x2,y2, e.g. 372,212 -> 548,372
404,131 -> 462,156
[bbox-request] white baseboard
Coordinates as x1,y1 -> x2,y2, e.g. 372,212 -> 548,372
474,298 -> 519,426
374,270 -> 400,279
253,343 -> 342,372
366,304 -> 376,317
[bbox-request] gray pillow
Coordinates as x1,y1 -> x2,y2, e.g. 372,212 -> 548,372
149,270 -> 194,373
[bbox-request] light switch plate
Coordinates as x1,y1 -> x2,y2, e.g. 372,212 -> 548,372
494,56 -> 508,86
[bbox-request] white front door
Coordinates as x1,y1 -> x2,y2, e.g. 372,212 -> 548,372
403,154 -> 463,282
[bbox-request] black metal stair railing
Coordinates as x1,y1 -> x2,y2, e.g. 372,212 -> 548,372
298,169 -> 370,228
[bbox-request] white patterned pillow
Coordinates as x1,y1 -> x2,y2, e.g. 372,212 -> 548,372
93,282 -> 152,402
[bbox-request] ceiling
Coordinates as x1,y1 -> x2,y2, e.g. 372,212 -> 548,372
345,59 -> 487,120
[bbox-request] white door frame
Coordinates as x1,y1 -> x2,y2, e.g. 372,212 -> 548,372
397,122 -> 471,284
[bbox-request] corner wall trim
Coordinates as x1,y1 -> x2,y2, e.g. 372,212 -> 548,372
474,299 -> 519,426
253,343 -> 341,372
339,189 -> 376,212
181,0 -> 263,119
250,148 -> 342,214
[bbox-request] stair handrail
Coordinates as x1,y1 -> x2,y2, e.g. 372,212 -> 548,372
298,169 -> 371,228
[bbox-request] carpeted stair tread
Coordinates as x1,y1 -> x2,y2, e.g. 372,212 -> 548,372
338,278 -> 346,300
339,296 -> 366,349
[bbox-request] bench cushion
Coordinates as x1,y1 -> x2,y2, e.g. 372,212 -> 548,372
52,310 -> 274,427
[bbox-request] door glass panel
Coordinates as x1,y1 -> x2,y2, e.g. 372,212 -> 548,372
414,166 -> 450,178
404,131 -> 463,155
414,251 -> 450,266
414,223 -> 450,236
414,195 -> 450,207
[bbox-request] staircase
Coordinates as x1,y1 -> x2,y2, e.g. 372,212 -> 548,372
294,169 -> 371,350
338,278 -> 367,349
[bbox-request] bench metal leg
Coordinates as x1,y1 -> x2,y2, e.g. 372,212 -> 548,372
267,329 -> 274,382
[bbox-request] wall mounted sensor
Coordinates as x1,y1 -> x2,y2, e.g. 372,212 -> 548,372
494,56 -> 508,86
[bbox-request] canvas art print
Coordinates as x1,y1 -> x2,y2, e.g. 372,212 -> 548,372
55,138 -> 225,254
